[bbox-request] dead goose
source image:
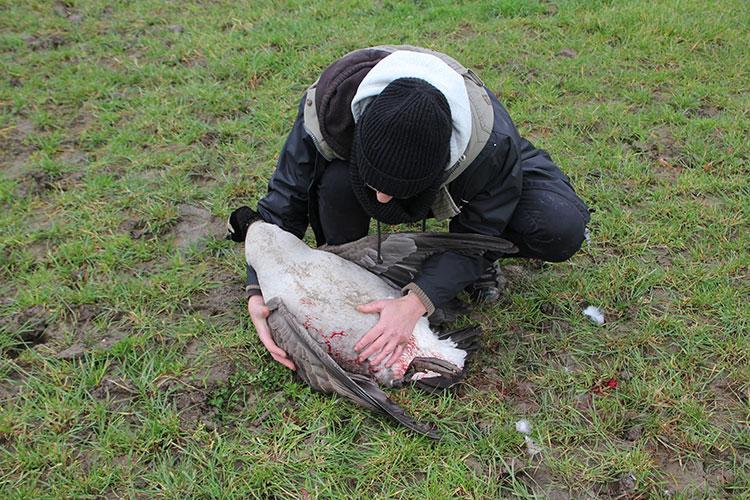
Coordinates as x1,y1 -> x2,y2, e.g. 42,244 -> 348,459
227,206 -> 516,438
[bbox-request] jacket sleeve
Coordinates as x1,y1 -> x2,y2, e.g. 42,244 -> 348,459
405,134 -> 523,312
246,99 -> 320,296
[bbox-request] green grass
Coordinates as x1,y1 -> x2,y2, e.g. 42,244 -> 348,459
1,0 -> 748,497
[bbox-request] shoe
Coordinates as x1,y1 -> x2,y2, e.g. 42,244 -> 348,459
466,261 -> 506,304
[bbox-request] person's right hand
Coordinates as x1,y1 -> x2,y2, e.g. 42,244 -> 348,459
247,295 -> 296,370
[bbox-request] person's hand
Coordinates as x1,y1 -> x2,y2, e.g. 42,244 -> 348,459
354,293 -> 426,368
247,295 -> 296,370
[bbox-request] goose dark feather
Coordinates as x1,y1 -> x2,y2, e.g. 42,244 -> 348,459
321,232 -> 517,288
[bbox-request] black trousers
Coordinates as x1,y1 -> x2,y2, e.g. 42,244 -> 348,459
317,159 -> 590,264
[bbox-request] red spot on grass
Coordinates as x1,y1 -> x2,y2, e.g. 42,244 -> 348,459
591,377 -> 618,395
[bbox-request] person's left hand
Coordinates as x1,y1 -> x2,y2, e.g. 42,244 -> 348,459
354,293 -> 427,368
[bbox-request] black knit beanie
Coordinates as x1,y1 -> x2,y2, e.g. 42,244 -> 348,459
353,77 -> 452,198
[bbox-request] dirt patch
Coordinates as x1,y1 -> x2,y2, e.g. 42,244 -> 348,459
555,351 -> 581,374
622,421 -> 644,442
49,304 -> 132,360
66,110 -> 97,141
544,2 -> 559,15
187,172 -> 218,186
556,48 -> 577,58
522,462 -> 573,499
595,472 -> 638,498
0,304 -> 50,358
624,127 -> 684,166
58,150 -> 89,167
498,263 -> 537,292
22,34 -> 68,51
168,204 -> 225,251
686,102 -> 722,119
53,2 -> 83,22
27,238 -> 50,262
189,271 -> 246,319
91,375 -> 137,409
197,131 -> 219,147
508,378 -> 540,413
652,157 -> 683,181
14,171 -> 85,198
0,119 -> 37,179
119,218 -> 152,241
157,347 -> 255,431
448,22 -> 477,41
653,246 -> 672,268
656,455 -> 707,495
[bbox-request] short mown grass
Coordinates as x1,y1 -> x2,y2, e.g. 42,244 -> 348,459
1,0 -> 748,497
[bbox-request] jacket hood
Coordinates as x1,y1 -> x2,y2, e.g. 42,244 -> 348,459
315,48 -> 389,159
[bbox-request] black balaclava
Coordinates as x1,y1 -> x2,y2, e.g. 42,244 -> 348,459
350,77 -> 452,224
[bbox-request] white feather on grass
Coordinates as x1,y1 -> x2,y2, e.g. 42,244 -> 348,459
583,305 -> 605,325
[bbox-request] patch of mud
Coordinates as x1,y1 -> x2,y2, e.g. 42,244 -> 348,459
621,420 -> 644,442
646,286 -> 679,315
707,376 -> 740,402
0,377 -> 24,404
58,150 -> 89,167
53,2 -> 83,23
544,2 -> 558,15
0,304 -> 50,358
157,347 -> 255,431
623,127 -> 685,173
66,110 -> 97,141
554,351 -> 581,374
556,48 -> 577,58
189,271 -> 246,319
27,238 -> 50,262
197,131 -> 219,147
448,22 -> 477,41
521,462 -> 573,499
464,455 -> 486,476
134,169 -> 162,183
653,246 -> 672,268
168,204 -> 225,251
653,158 -> 683,181
91,375 -> 137,409
498,263 -> 538,291
509,379 -> 540,413
14,171 -> 85,198
119,218 -> 152,241
0,119 -> 37,179
595,472 -> 638,498
22,34 -> 68,51
651,448 -> 708,495
187,172 -> 218,186
686,103 -> 721,119
49,304 -> 132,360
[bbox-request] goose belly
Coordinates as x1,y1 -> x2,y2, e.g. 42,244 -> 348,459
246,223 -> 465,385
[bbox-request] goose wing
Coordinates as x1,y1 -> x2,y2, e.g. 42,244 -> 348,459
321,232 -> 517,288
265,297 -> 440,439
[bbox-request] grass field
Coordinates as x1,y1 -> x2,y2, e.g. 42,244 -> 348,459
1,0 -> 748,497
